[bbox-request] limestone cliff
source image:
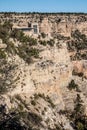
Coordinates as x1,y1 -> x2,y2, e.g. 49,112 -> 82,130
0,13 -> 87,130
1,13 -> 87,37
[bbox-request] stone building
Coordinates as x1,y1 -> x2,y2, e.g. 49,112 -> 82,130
13,22 -> 39,37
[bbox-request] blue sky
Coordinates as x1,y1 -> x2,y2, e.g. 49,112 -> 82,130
0,0 -> 87,13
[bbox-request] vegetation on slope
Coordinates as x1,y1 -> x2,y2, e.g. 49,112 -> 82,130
71,94 -> 87,130
0,21 -> 40,63
67,30 -> 87,60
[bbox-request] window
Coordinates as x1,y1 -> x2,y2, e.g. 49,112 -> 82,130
28,23 -> 31,27
33,25 -> 38,34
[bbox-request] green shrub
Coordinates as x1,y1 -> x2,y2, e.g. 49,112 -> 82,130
15,94 -> 22,101
6,41 -> 17,54
11,29 -> 37,46
11,29 -> 24,41
28,37 -> 38,46
76,122 -> 84,130
72,70 -> 84,77
28,112 -> 42,125
67,80 -> 78,90
41,32 -> 46,38
67,30 -> 87,53
39,40 -> 47,46
31,100 -> 36,106
0,49 -> 6,59
0,83 -> 7,94
18,43 -> 40,64
0,21 -> 13,42
34,93 -> 40,100
47,39 -> 54,46
46,95 -> 55,108
69,94 -> 87,130
74,94 -> 83,113
33,93 -> 55,108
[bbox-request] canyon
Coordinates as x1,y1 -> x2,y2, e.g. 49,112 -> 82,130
0,13 -> 87,130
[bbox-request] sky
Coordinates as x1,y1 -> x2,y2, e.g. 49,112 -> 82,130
0,0 -> 87,13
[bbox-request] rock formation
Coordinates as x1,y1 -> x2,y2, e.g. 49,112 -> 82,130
0,13 -> 87,130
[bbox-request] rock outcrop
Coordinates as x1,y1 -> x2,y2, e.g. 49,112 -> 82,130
0,13 -> 87,130
1,13 -> 87,37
